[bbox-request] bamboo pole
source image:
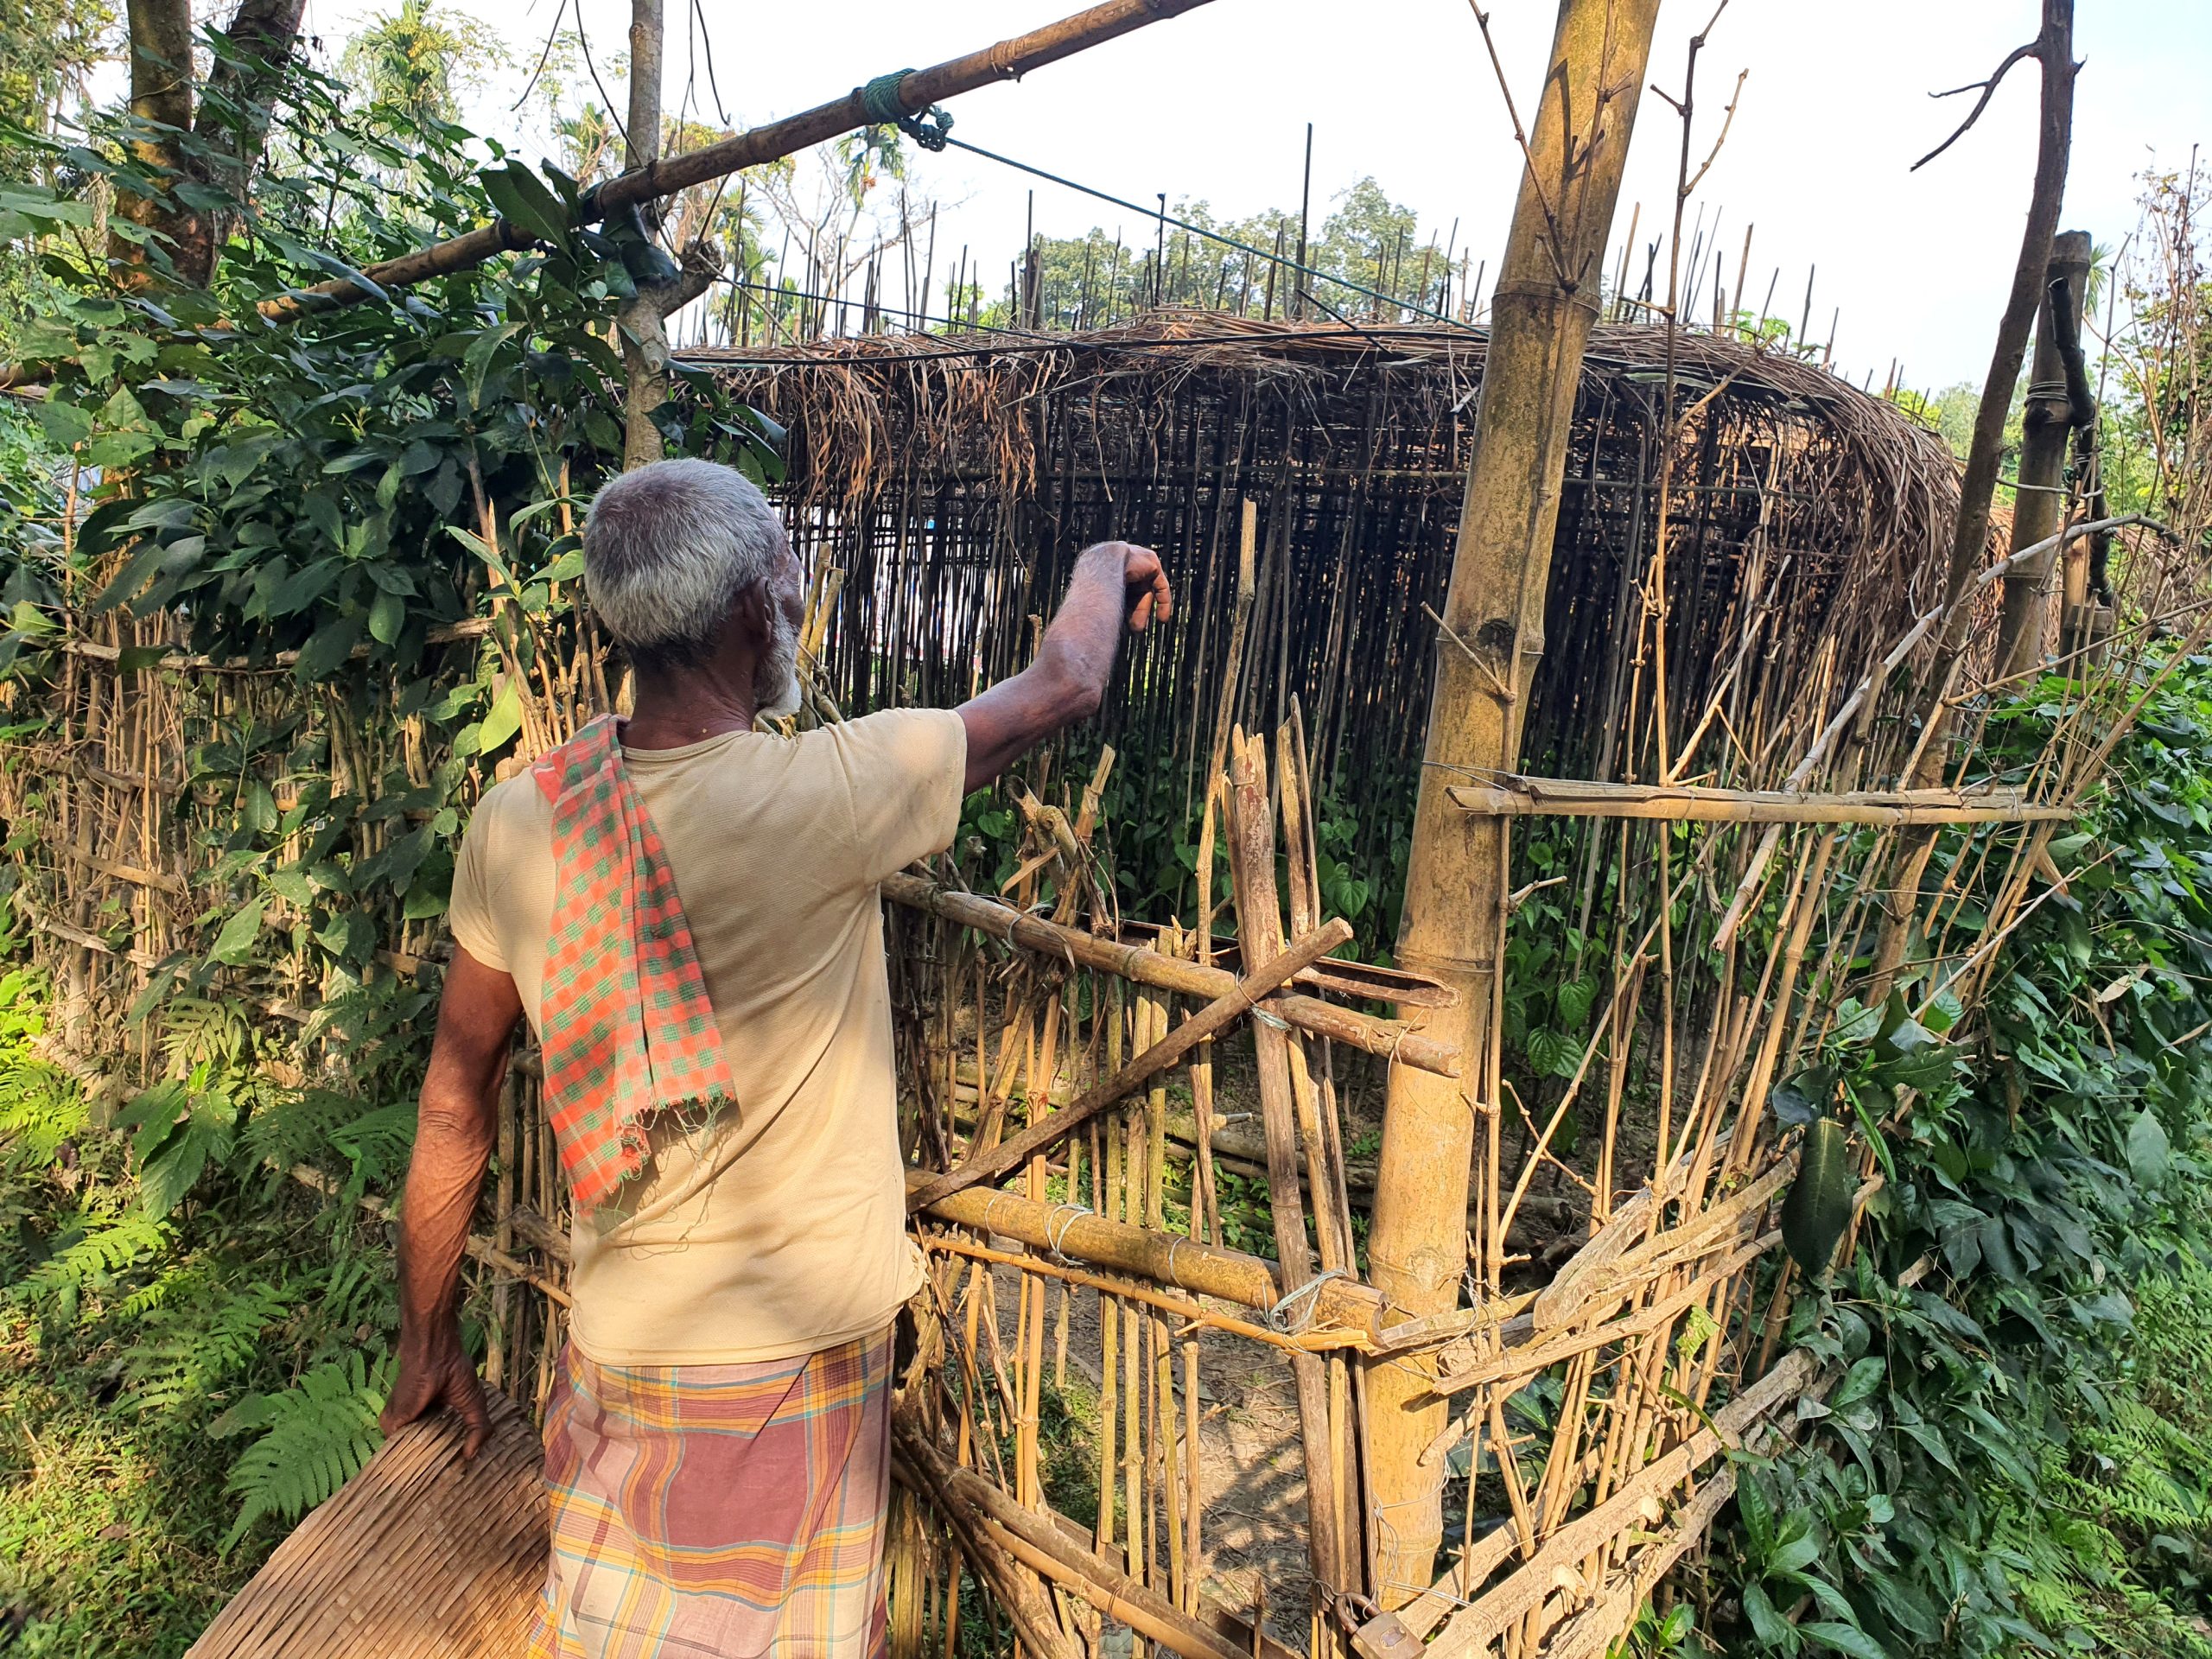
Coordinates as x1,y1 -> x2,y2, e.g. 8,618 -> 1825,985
1447,778 -> 2072,825
1992,230 -> 2094,679
251,0 -> 1217,323
1223,728 -> 1347,1612
1363,0 -> 1665,1603
908,1174 -> 1387,1335
880,875 -> 1456,1074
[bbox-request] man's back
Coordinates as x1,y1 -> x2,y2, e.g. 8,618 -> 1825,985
448,707 -> 965,1363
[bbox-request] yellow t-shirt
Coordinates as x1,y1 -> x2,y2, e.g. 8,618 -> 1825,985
446,708 -> 966,1365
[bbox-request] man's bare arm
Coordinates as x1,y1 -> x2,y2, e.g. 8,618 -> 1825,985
957,541 -> 1172,791
379,946 -> 521,1458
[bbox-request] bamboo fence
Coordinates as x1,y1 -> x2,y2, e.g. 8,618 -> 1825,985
3,315 -> 2181,1659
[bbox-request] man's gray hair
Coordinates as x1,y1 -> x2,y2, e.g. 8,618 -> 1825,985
582,459 -> 785,667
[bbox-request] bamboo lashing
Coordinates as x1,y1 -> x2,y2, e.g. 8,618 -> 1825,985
906,915 -> 1351,1210
881,873 -> 1459,1074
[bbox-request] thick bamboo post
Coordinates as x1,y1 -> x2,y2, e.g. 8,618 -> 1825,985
1993,230 -> 2093,680
1363,0 -> 1663,1605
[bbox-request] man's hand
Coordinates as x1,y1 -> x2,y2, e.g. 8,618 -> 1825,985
957,542 -> 1173,791
381,1319 -> 493,1457
1080,539 -> 1173,634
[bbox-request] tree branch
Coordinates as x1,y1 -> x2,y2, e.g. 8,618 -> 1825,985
1911,41 -> 2037,172
1682,67 -> 1747,199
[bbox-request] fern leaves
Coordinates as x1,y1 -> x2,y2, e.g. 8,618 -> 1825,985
212,1351 -> 391,1552
0,1057 -> 86,1172
14,1209 -> 171,1307
124,1276 -> 299,1415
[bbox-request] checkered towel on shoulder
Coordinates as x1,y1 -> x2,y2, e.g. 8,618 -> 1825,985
531,715 -> 736,1214
526,1330 -> 895,1659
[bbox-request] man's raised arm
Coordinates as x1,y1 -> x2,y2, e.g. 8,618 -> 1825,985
956,540 -> 1172,791
379,946 -> 521,1458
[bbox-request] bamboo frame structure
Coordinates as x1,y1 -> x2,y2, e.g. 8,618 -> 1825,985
12,289 -> 2187,1659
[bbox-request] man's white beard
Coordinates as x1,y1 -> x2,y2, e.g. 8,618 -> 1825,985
754,609 -> 802,721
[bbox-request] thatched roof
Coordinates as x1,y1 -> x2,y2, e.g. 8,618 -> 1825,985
684,314 -> 1965,874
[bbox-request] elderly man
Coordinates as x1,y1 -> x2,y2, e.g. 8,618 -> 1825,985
380,457 -> 1170,1657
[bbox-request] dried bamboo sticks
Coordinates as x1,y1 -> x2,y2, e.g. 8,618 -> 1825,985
880,874 -> 1459,1074
1448,778 -> 2074,825
905,916 -> 1351,1210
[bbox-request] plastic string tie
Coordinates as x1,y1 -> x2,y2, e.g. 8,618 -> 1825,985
1267,1266 -> 1351,1334
1045,1203 -> 1091,1263
861,70 -> 955,152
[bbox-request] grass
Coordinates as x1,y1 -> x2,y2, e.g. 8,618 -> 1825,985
0,1304 -> 257,1655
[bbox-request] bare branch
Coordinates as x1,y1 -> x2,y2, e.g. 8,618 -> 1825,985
1682,67 -> 1747,198
1911,41 -> 2038,172
1468,3 -> 1576,291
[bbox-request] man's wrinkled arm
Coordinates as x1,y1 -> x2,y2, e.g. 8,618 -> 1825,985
380,945 -> 521,1457
957,540 -> 1172,791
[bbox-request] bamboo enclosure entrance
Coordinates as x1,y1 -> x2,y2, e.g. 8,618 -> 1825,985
6,313 -> 2182,1659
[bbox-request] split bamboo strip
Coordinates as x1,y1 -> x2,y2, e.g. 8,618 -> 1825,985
1447,778 -> 2073,826
1425,1348 -> 1821,1658
183,1392 -> 545,1659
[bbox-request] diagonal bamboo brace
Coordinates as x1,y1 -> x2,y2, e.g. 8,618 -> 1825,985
906,916 -> 1351,1212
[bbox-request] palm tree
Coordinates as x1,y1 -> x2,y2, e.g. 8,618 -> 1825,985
340,0 -> 504,131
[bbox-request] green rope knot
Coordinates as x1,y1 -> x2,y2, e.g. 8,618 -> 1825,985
861,69 -> 955,152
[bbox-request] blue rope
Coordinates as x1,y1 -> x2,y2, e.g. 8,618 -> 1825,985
861,70 -> 955,153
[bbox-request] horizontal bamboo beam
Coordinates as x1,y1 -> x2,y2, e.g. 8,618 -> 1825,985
57,617 -> 492,675
255,0 -> 1215,322
1449,777 -> 2073,826
881,874 -> 1459,1075
907,1172 -> 1387,1338
906,917 -> 1351,1211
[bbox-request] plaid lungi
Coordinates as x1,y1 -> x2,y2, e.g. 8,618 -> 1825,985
527,1329 -> 894,1659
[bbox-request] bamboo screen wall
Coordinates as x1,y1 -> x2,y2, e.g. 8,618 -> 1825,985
18,314 -> 2144,1659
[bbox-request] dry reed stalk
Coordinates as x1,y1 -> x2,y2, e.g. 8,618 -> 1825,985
1224,726 -> 1347,1599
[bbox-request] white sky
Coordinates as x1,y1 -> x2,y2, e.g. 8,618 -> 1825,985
284,0 -> 2211,391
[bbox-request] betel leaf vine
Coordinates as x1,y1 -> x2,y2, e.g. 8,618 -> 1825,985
1672,651 -> 2212,1659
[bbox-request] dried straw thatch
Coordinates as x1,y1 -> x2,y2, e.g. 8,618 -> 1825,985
690,314 -> 1963,844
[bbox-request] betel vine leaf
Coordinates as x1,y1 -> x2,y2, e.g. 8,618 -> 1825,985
1781,1116 -> 1855,1278
1700,644 -> 2212,1658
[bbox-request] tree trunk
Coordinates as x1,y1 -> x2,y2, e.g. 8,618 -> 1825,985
1361,0 -> 1663,1605
1992,229 -> 2092,680
113,0 -> 197,284
620,0 -> 671,469
181,0 -> 310,285
1867,0 -> 2075,1001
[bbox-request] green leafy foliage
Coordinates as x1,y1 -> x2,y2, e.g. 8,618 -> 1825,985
212,1351 -> 392,1552
1688,651 -> 2212,1657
